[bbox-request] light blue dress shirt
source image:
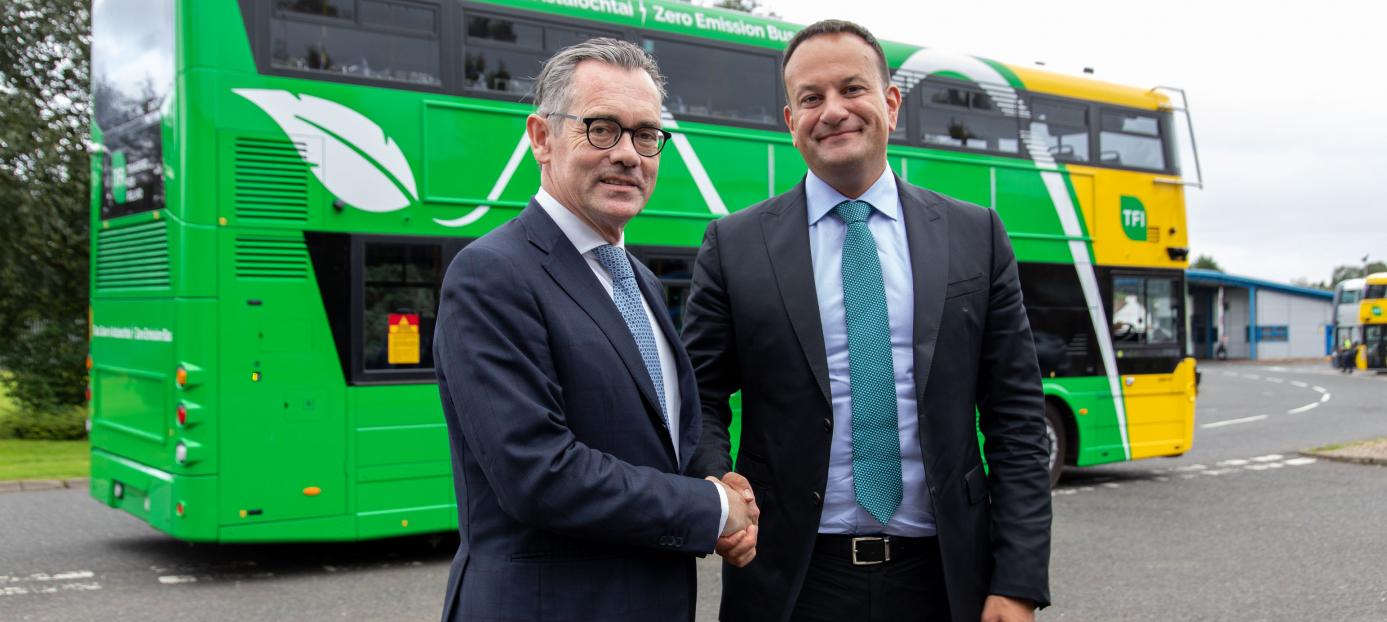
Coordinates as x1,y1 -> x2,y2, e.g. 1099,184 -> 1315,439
806,168 -> 935,537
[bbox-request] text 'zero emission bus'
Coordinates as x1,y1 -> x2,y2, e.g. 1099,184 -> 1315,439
89,0 -> 1201,541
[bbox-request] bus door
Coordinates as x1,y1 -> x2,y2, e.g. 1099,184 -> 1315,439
1365,325 -> 1386,370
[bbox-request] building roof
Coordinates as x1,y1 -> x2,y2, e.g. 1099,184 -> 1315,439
1187,269 -> 1333,300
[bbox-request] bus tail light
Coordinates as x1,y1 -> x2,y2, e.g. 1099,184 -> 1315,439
176,403 -> 187,426
175,362 -> 203,390
176,502 -> 186,517
175,440 -> 203,466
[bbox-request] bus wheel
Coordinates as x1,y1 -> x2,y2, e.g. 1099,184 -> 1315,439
1044,402 -> 1066,489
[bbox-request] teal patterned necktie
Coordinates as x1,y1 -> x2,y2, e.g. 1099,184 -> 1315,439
592,244 -> 668,427
833,199 -> 903,526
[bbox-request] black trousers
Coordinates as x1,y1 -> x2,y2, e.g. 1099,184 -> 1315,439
789,536 -> 951,622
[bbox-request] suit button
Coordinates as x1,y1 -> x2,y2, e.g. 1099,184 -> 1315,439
823,417 -> 832,432
811,491 -> 823,507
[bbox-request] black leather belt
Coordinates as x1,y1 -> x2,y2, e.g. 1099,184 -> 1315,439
815,534 -> 937,566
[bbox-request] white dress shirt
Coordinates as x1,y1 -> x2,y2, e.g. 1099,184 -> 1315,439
805,169 -> 936,537
534,188 -> 729,534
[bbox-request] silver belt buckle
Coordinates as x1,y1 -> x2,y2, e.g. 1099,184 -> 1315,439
851,536 -> 889,565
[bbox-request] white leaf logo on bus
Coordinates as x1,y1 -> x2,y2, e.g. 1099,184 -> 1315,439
234,88 -> 419,213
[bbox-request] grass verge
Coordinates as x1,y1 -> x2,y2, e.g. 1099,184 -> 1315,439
0,439 -> 90,481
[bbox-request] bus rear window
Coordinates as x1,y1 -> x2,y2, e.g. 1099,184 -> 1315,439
92,0 -> 173,219
1099,109 -> 1166,171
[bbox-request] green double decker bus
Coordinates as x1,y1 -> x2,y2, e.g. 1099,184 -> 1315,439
89,0 -> 1200,541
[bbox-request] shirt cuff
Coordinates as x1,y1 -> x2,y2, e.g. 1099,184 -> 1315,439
713,480 -> 729,537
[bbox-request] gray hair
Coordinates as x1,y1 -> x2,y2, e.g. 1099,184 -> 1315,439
533,37 -> 666,118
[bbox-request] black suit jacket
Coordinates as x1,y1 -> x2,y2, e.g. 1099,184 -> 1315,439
433,201 -> 722,622
685,176 -> 1052,622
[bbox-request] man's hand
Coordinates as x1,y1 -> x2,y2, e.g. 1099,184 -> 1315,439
981,595 -> 1035,622
707,473 -> 759,567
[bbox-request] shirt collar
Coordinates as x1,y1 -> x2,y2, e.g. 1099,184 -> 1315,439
535,187 -> 622,255
805,166 -> 900,226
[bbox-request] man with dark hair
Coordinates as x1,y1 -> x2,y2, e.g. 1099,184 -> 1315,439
433,38 -> 757,622
686,19 -> 1052,622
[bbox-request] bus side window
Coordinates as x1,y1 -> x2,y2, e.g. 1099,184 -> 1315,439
1098,109 -> 1166,171
360,241 -> 443,373
632,249 -> 695,333
461,13 -> 616,96
271,0 -> 443,87
642,38 -> 780,127
1029,97 -> 1090,162
918,80 -> 1021,154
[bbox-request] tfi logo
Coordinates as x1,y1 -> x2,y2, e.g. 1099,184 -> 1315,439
1120,196 -> 1147,241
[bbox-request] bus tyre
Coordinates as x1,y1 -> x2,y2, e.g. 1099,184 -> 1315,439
1044,403 -> 1066,489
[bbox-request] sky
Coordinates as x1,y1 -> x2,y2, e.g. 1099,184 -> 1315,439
758,0 -> 1387,286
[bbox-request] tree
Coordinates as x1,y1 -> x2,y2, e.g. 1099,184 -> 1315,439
0,0 -> 91,415
1191,254 -> 1222,272
709,0 -> 778,17
1330,261 -> 1387,287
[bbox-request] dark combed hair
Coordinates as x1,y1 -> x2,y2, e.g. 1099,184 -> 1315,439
781,19 -> 891,89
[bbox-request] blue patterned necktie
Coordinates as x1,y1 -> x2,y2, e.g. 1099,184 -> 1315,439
592,244 -> 668,427
833,200 -> 903,526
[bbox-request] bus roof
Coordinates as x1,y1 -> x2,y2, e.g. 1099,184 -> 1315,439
478,0 -> 1171,110
1365,272 -> 1387,286
1337,277 -> 1367,291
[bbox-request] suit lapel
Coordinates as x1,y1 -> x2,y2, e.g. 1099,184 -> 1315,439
899,179 -> 949,410
760,182 -> 832,404
522,204 -> 668,439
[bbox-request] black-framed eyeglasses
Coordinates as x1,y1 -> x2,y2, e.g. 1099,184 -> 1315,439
546,113 -> 672,157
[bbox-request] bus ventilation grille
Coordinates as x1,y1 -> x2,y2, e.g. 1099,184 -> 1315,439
95,220 -> 170,290
235,235 -> 309,280
233,136 -> 310,222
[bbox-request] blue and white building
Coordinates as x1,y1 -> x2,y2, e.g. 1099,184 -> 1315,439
1186,269 -> 1334,360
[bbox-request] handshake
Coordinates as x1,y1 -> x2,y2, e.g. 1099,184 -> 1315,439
706,472 -> 759,567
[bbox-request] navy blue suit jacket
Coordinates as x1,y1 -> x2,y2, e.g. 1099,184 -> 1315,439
685,178 -> 1052,621
433,201 -> 721,622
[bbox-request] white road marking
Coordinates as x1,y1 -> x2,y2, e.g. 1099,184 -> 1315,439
1202,468 -> 1239,475
1174,464 -> 1208,472
1291,381 -> 1309,388
0,569 -> 103,598
1287,402 -> 1319,414
1201,415 -> 1268,429
1320,392 -> 1331,403
158,575 -> 198,585
1285,457 -> 1318,466
1216,459 -> 1249,467
1266,377 -> 1285,384
1251,454 -> 1285,462
1312,385 -> 1327,393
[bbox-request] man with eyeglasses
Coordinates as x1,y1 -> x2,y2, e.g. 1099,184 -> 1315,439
433,38 -> 758,622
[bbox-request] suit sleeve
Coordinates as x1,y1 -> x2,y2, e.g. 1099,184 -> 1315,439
436,244 -> 723,554
975,208 -> 1053,608
683,219 -> 739,479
